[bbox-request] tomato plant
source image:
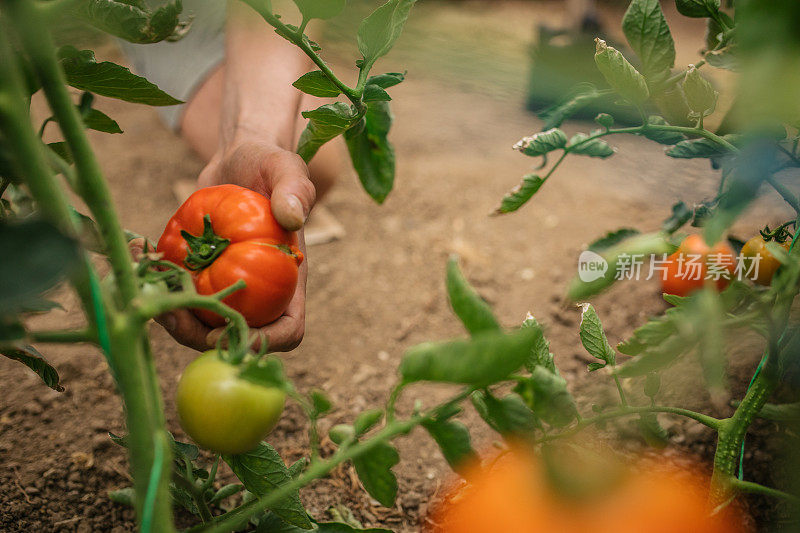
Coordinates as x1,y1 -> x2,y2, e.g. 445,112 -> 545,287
158,184 -> 304,327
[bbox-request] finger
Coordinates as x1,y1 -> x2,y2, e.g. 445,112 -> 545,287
265,154 -> 316,231
155,309 -> 214,352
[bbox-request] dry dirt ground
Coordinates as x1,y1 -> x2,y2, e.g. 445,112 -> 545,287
0,1 -> 794,531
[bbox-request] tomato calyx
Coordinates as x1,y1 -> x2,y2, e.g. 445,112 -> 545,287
180,214 -> 231,271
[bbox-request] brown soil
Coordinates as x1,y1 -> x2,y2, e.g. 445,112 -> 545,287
0,1 -> 793,532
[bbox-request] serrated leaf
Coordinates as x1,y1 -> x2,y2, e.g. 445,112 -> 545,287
71,0 -> 187,44
352,442 -> 399,507
399,327 -> 540,387
595,113 -> 614,129
514,368 -> 576,428
588,228 -> 641,252
445,257 -> 501,336
422,417 -> 476,473
357,0 -> 417,67
521,314 -> 555,373
642,115 -> 686,145
298,102 -> 358,162
682,65 -> 718,117
2,345 -> 63,392
705,46 -> 738,71
362,84 -> 391,102
471,391 -> 538,437
662,201 -> 692,233
622,0 -> 676,83
638,412 -> 669,448
292,0 -> 346,20
310,389 -> 332,416
513,128 -> 567,157
209,484 -> 244,505
223,443 -> 312,529
587,362 -> 606,371
58,47 -> 181,106
675,0 -> 720,18
755,402 -> 800,422
538,83 -> 603,130
239,356 -> 288,390
494,174 -> 544,214
366,72 -> 405,89
0,219 -> 81,314
567,133 -> 615,158
644,372 -> 661,399
666,135 -> 740,159
354,409 -> 383,435
48,142 -> 73,164
578,304 -> 615,366
594,39 -> 649,103
82,108 -> 123,133
292,71 -> 341,97
345,101 -> 395,203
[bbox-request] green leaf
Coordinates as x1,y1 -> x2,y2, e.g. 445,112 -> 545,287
514,367 -> 577,428
622,0 -> 676,83
754,402 -> 800,423
292,0 -> 346,20
353,409 -> 383,435
48,142 -> 73,164
695,289 -> 726,395
209,484 -> 244,505
357,0 -> 417,67
82,108 -> 123,134
642,115 -> 686,145
521,314 -> 555,373
298,102 -> 358,162
362,84 -> 392,102
662,201 -> 692,233
538,83 -> 603,130
513,128 -> 567,157
567,133 -> 615,158
588,228 -> 640,253
471,391 -> 538,437
58,47 -> 181,106
422,417 -> 476,473
292,71 -> 341,97
594,39 -> 649,103
445,256 -> 501,336
494,174 -> 544,214
366,72 -> 405,89
682,65 -> 718,118
578,304 -> 615,367
223,443 -> 312,529
666,135 -> 740,158
71,0 -> 188,44
2,345 -> 63,392
352,442 -> 399,507
637,413 -> 669,448
239,356 -> 288,390
644,372 -> 661,399
400,327 -> 541,387
675,0 -> 720,18
705,46 -> 738,71
345,101 -> 395,203
108,487 -> 135,506
595,113 -> 614,129
329,424 -> 355,445
0,219 -> 81,314
310,389 -> 332,416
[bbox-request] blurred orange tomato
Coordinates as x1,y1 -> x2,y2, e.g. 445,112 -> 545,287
431,447 -> 745,533
661,234 -> 735,297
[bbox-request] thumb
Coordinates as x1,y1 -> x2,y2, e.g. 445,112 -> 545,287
268,155 -> 317,231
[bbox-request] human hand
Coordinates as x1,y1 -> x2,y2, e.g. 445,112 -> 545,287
158,142 -> 315,352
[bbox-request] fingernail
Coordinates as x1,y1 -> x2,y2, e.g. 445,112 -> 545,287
286,194 -> 306,223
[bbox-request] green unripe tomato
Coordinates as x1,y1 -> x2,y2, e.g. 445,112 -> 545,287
176,351 -> 286,455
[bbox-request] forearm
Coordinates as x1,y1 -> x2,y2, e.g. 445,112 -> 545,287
222,1 -> 311,150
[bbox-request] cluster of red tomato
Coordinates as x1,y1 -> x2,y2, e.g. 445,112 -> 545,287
662,233 -> 789,297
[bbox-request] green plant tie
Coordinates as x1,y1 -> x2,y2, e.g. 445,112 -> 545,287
737,227 -> 800,480
141,435 -> 165,533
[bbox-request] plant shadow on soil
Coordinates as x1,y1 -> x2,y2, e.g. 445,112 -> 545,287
0,1 -> 793,531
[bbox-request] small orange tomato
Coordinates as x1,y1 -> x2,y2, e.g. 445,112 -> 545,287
741,236 -> 790,286
157,185 -> 303,328
661,234 -> 735,297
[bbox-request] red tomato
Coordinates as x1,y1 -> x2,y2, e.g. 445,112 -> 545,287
661,234 -> 735,297
157,185 -> 303,327
432,447 -> 745,533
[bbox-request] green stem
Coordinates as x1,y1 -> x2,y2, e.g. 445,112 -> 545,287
540,404 -> 721,443
385,383 -> 404,421
766,175 -> 800,214
288,390 -> 322,461
174,472 -> 214,523
612,372 -> 628,407
29,328 -> 97,344
729,478 -> 800,503
201,456 -> 221,493
6,0 -> 139,305
192,388 -> 474,533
